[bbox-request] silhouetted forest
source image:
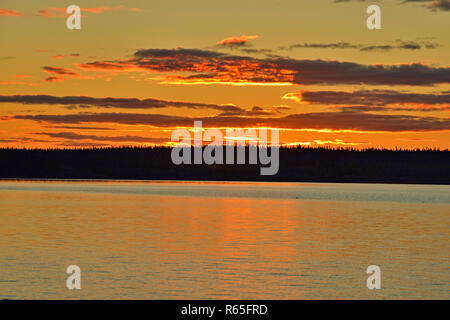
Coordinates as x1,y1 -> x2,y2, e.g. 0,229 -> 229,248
0,146 -> 449,184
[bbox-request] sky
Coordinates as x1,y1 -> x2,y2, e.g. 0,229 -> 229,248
0,0 -> 449,149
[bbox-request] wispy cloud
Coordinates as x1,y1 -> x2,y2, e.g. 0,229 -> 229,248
44,76 -> 66,83
0,8 -> 24,16
51,53 -> 80,60
280,40 -> 438,51
281,42 -> 359,50
42,66 -> 81,83
42,66 -> 79,76
41,66 -> 96,82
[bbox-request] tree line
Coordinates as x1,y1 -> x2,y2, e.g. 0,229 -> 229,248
0,146 -> 448,184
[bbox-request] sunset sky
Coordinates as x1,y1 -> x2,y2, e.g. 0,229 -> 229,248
0,0 -> 449,149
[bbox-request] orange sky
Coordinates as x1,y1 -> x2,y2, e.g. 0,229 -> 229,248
0,0 -> 449,149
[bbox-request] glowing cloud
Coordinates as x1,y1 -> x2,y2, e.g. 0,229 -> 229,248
217,35 -> 260,47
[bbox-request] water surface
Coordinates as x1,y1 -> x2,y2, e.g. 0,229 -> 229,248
0,180 -> 448,299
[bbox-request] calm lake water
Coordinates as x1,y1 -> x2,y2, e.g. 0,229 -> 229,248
0,180 -> 449,299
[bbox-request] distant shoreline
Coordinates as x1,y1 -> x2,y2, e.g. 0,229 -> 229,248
0,177 -> 449,186
1,146 -> 449,185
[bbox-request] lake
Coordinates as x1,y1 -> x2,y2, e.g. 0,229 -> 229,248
0,180 -> 448,299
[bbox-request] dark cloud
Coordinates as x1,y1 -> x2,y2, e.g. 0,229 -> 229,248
0,137 -> 50,143
43,125 -> 117,130
35,131 -> 169,144
218,106 -> 274,117
42,66 -> 81,82
403,0 -> 450,11
360,45 -> 394,52
13,110 -> 450,132
56,141 -> 109,148
238,48 -> 273,55
330,105 -> 449,112
0,94 -> 244,113
273,105 -> 292,113
282,40 -> 437,52
64,104 -> 92,110
290,90 -> 450,107
42,66 -> 78,76
44,76 -> 66,82
423,42 -> 439,48
426,0 -> 450,11
78,48 -> 450,86
360,40 -> 426,51
282,42 -> 359,50
397,41 -> 422,50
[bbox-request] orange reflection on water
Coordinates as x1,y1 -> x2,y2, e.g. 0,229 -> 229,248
0,180 -> 448,299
